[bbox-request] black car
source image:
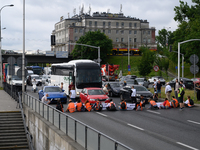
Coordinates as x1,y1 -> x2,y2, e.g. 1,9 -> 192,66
168,77 -> 194,89
119,85 -> 153,103
107,82 -> 122,97
119,78 -> 138,86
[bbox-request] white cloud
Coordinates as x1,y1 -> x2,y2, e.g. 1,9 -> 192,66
0,0 -> 194,51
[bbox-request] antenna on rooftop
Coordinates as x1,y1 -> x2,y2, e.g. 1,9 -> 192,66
120,4 -> 122,13
68,12 -> 70,18
88,4 -> 91,15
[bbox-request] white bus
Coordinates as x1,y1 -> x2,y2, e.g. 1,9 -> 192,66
50,60 -> 102,97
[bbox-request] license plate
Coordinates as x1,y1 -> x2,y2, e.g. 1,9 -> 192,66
188,83 -> 191,84
54,98 -> 60,100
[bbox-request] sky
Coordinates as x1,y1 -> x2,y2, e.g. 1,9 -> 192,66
0,0 -> 193,53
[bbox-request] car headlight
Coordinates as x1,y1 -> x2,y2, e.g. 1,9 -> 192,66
76,92 -> 80,95
90,99 -> 96,101
136,94 -> 141,97
106,98 -> 109,100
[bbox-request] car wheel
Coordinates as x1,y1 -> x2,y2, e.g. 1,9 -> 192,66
120,93 -> 123,100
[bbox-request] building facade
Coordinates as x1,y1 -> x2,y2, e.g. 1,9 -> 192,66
51,12 -> 156,54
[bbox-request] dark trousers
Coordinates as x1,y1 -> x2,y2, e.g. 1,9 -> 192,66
134,102 -> 145,110
131,97 -> 136,103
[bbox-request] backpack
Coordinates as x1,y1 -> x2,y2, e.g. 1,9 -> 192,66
110,103 -> 116,111
190,99 -> 194,105
56,104 -> 63,112
121,102 -> 126,109
180,89 -> 185,96
96,102 -> 103,111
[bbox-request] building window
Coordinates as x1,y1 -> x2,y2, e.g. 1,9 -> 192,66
89,21 -> 92,26
116,30 -> 119,34
108,22 -> 111,27
103,30 -> 105,33
143,38 -> 146,43
129,38 -> 132,42
148,30 -> 151,35
121,38 -> 124,42
134,30 -> 137,34
95,21 -> 97,26
108,30 -> 111,34
89,29 -> 92,31
121,22 -> 124,27
148,39 -> 151,43
143,30 -> 146,34
79,29 -> 83,33
116,22 -> 119,27
121,30 -> 124,34
116,38 -> 119,42
75,36 -> 78,41
129,23 -> 132,27
134,38 -> 137,42
103,22 -> 105,27
129,30 -> 132,34
75,28 -> 78,33
134,23 -> 137,27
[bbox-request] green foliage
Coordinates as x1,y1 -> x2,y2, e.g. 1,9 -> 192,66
138,47 -> 155,77
162,58 -> 170,79
71,31 -> 113,64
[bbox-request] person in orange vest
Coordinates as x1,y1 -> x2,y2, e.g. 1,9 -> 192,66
148,98 -> 159,109
76,99 -> 83,112
171,96 -> 179,108
184,96 -> 194,107
135,95 -> 146,111
85,100 -> 92,112
66,99 -> 75,113
92,99 -> 103,111
119,99 -> 127,110
56,100 -> 64,112
106,99 -> 116,111
160,98 -> 171,109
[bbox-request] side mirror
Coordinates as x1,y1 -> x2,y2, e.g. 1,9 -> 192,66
39,90 -> 43,93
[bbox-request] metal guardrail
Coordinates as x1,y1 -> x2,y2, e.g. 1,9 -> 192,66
23,92 -> 133,150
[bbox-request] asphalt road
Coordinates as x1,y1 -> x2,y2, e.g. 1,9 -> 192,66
27,85 -> 200,150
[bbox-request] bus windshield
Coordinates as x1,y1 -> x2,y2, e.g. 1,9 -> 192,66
76,68 -> 102,88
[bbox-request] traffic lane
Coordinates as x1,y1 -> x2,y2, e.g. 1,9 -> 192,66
100,109 -> 200,149
67,111 -> 184,150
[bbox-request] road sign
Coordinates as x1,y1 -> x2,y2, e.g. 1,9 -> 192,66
190,65 -> 199,75
17,57 -> 28,67
175,66 -> 178,69
128,71 -> 131,75
56,51 -> 68,58
153,65 -> 159,72
128,65 -> 131,68
46,51 -> 54,56
190,54 -> 199,64
17,68 -> 28,78
7,56 -> 16,65
128,68 -> 131,71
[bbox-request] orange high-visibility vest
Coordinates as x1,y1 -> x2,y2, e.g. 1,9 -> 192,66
76,102 -> 82,112
120,101 -> 127,109
172,98 -> 179,108
68,103 -> 75,113
150,100 -> 157,106
164,100 -> 170,107
85,102 -> 92,112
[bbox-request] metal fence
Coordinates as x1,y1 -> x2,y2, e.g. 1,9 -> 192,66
23,92 -> 133,150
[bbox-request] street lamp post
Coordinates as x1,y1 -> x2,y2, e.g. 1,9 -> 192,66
0,4 -> 14,87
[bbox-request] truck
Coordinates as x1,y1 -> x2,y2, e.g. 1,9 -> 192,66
101,64 -> 119,81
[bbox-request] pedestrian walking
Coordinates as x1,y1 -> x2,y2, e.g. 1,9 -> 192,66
156,80 -> 162,98
130,86 -> 136,103
165,82 -> 172,101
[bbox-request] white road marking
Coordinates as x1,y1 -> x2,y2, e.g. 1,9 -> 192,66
187,120 -> 200,125
96,112 -> 107,117
147,110 -> 161,114
127,123 -> 144,131
176,142 -> 199,150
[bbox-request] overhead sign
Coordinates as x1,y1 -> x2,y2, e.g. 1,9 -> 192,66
153,65 -> 159,72
17,57 -> 28,67
46,51 -> 55,56
190,54 -> 199,64
190,65 -> 199,75
56,51 -> 68,58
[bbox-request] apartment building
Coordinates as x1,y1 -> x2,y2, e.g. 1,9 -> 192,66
51,12 -> 156,54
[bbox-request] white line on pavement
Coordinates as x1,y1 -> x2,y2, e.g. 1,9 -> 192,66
187,120 -> 200,125
96,112 -> 107,117
147,110 -> 161,114
127,123 -> 144,131
176,142 -> 199,150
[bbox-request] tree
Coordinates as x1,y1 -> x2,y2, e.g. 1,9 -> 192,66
138,47 -> 155,77
162,58 -> 170,79
71,31 -> 113,64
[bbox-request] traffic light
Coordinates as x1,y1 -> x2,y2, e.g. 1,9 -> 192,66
169,45 -> 172,52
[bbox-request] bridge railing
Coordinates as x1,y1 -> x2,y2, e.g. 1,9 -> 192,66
23,92 -> 132,150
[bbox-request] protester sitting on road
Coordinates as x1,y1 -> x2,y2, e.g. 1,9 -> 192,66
85,100 -> 92,112
148,98 -> 159,109
41,94 -> 50,104
92,99 -> 103,111
119,99 -> 127,110
135,95 -> 146,111
184,96 -> 194,107
56,100 -> 64,112
106,99 -> 117,111
160,98 -> 171,109
76,99 -> 83,112
66,99 -> 75,113
171,96 -> 179,108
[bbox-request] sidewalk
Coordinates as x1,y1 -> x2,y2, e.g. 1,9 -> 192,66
0,90 -> 19,112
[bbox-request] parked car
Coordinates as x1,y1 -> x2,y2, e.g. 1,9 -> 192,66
38,86 -> 67,104
5,50 -> 18,54
191,78 -> 200,86
41,75 -> 50,84
148,76 -> 166,85
80,87 -> 110,104
119,79 -> 138,86
106,82 -> 122,97
168,77 -> 194,89
30,74 -> 42,86
119,85 -> 153,104
135,78 -> 149,88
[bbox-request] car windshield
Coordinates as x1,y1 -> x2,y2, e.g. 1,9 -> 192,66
109,82 -> 121,87
135,86 -> 148,91
136,78 -> 144,82
88,89 -> 105,95
126,80 -> 138,84
12,76 -> 22,80
32,76 -> 40,79
44,87 -> 62,92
